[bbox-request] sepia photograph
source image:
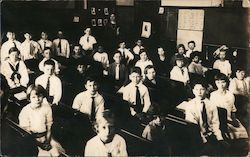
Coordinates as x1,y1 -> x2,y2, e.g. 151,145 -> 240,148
1,0 -> 249,156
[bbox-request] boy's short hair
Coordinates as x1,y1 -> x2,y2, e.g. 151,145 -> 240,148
44,59 -> 55,67
144,65 -> 155,75
84,77 -> 97,85
44,47 -> 52,52
9,47 -> 20,55
188,40 -> 196,46
190,78 -> 208,89
26,84 -> 47,101
214,73 -> 229,86
113,51 -> 122,56
95,109 -> 115,125
190,51 -> 201,60
139,48 -> 146,55
130,67 -> 142,75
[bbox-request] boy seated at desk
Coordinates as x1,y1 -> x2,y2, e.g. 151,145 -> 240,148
84,109 -> 128,157
35,59 -> 62,105
19,84 -> 65,156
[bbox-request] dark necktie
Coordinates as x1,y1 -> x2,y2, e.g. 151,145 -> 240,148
135,86 -> 142,113
90,96 -> 96,121
30,42 -> 34,56
13,41 -> 17,48
46,76 -> 50,95
180,68 -> 184,75
201,101 -> 209,134
43,41 -> 46,50
108,152 -> 112,157
87,36 -> 89,43
58,39 -> 62,54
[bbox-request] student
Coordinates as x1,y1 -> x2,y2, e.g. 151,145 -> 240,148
210,73 -> 248,139
37,32 -> 53,53
18,84 -> 65,156
170,44 -> 188,67
188,51 -> 208,76
35,59 -> 62,105
229,67 -> 250,96
184,79 -> 229,155
186,40 -> 197,58
72,77 -> 105,121
170,54 -> 189,85
122,67 -> 151,116
1,31 -> 21,62
133,39 -> 144,55
108,51 -> 128,87
79,27 -> 97,55
153,47 -> 171,78
71,44 -> 84,60
117,41 -> 134,65
213,49 -> 232,77
52,31 -> 70,59
1,47 -> 29,88
135,49 -> 153,78
20,32 -> 39,61
39,47 -> 60,74
84,109 -> 128,156
93,45 -> 109,73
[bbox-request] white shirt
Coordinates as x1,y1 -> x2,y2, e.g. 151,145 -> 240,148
229,77 -> 250,96
117,48 -> 134,61
39,58 -> 60,74
186,48 -> 198,58
133,45 -> 144,55
135,59 -> 153,78
185,98 -> 223,143
79,35 -> 97,51
72,91 -> 105,116
213,60 -> 232,76
20,40 -> 39,60
1,59 -> 29,88
123,82 -> 151,115
1,40 -> 21,62
19,102 -> 53,133
85,134 -> 128,157
93,52 -> 109,69
52,38 -> 70,58
35,74 -> 62,105
37,39 -> 53,51
170,66 -> 189,84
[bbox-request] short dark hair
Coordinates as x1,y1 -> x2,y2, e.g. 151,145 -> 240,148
84,77 -> 98,85
214,73 -> 229,87
139,48 -> 147,55
113,51 -> 122,56
9,47 -> 20,55
144,65 -> 155,75
130,66 -> 142,75
188,40 -> 196,46
190,51 -> 201,60
26,84 -> 47,101
44,59 -> 55,67
190,78 -> 208,89
44,47 -> 52,52
177,44 -> 186,52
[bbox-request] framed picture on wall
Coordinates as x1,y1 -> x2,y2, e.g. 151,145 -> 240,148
97,19 -> 103,26
91,19 -> 96,26
91,7 -> 96,15
103,18 -> 108,26
104,8 -> 109,15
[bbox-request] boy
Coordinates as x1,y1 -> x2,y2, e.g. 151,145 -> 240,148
79,28 -> 97,55
213,49 -> 232,77
184,80 -> 228,155
170,54 -> 189,85
133,39 -> 144,55
37,32 -> 53,53
122,67 -> 151,116
108,51 -> 128,87
20,32 -> 39,61
186,40 -> 196,58
72,77 -> 105,121
188,51 -> 208,76
84,110 -> 128,156
35,59 -> 62,105
135,49 -> 153,78
117,41 -> 134,65
93,45 -> 109,74
39,47 -> 60,74
52,31 -> 70,59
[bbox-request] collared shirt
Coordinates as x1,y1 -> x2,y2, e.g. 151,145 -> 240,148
170,66 -> 189,84
52,38 -> 70,58
186,49 -> 198,58
117,48 -> 134,61
72,91 -> 105,116
188,62 -> 208,75
37,39 -> 53,51
79,35 -> 97,51
85,134 -> 128,157
20,40 -> 39,60
39,58 -> 60,74
1,40 -> 21,62
185,98 -> 223,143
229,77 -> 250,96
133,45 -> 144,55
213,59 -> 232,76
123,82 -> 151,115
135,59 -> 153,78
210,90 -> 237,121
35,74 -> 62,105
19,102 -> 53,133
1,59 -> 29,88
93,52 -> 109,69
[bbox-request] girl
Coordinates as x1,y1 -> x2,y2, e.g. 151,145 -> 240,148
18,84 -> 65,156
